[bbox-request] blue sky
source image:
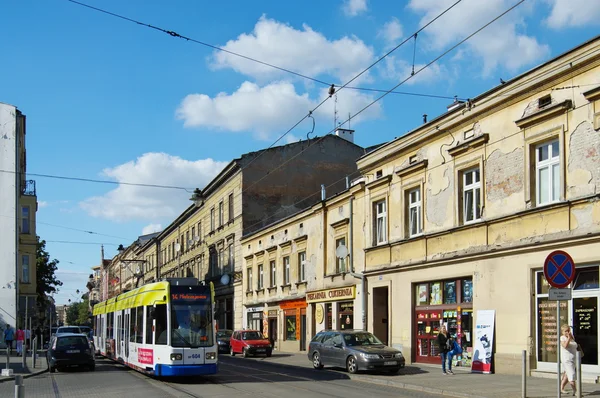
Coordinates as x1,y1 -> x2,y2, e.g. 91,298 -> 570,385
2,0 -> 599,305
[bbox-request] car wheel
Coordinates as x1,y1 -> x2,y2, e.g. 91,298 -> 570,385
89,364 -> 95,371
230,346 -> 235,356
266,351 -> 272,358
312,352 -> 324,369
242,348 -> 249,358
346,356 -> 358,374
49,366 -> 56,373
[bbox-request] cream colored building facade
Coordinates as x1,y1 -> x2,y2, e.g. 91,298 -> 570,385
241,182 -> 368,352
355,37 -> 600,376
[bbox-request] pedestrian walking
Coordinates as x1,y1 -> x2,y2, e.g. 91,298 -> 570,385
3,324 -> 14,354
437,325 -> 453,375
16,327 -> 24,356
560,324 -> 578,396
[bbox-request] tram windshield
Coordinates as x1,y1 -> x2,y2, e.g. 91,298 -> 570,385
169,285 -> 214,348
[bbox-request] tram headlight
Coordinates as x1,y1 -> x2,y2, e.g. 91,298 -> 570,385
206,352 -> 216,360
170,353 -> 183,361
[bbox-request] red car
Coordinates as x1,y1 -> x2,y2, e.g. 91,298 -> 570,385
230,330 -> 272,357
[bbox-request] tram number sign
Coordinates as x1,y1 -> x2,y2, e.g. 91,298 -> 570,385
543,250 -> 576,289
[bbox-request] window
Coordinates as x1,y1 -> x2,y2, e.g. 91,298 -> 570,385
145,307 -> 153,344
270,260 -> 276,287
228,244 -> 234,270
191,226 -> 195,242
186,231 -> 190,250
298,251 -> 306,282
210,208 -> 215,231
22,255 -> 30,283
258,264 -> 264,289
374,200 -> 387,245
181,234 -> 185,252
228,193 -> 234,222
463,168 -> 481,223
219,248 -> 224,273
536,140 -> 560,205
283,256 -> 290,284
219,201 -> 224,226
198,222 -> 202,239
285,312 -> 297,341
335,237 -> 347,273
247,268 -> 253,291
154,304 -> 167,345
21,206 -> 30,234
408,188 -> 422,237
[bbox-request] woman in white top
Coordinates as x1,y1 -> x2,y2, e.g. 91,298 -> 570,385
560,324 -> 578,395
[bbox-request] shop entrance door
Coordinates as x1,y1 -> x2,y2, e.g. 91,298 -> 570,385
415,310 -> 443,364
573,297 -> 598,367
300,312 -> 307,351
269,318 -> 278,349
373,287 -> 389,345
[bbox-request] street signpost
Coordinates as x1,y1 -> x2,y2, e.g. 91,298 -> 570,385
543,250 -> 576,398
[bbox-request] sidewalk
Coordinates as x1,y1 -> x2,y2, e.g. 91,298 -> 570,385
239,351 -> 600,398
0,350 -> 47,384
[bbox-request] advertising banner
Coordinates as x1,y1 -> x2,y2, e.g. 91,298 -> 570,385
471,310 -> 495,374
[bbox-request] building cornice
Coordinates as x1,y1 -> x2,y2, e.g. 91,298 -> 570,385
514,100 -> 572,129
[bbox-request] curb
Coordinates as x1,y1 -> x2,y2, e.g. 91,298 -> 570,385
0,366 -> 48,384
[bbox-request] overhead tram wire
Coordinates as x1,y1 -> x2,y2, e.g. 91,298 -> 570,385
45,240 -> 121,246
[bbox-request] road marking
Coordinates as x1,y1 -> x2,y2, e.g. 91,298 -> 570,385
50,374 -> 62,398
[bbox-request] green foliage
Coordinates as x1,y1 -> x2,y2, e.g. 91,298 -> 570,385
36,237 -> 63,314
66,302 -> 79,325
65,297 -> 91,326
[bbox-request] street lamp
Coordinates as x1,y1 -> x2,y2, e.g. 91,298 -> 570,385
116,244 -> 146,288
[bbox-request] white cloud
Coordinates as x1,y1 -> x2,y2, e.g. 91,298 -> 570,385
38,200 -> 48,208
210,15 -> 374,82
381,56 -> 445,85
545,0 -> 600,28
176,81 -> 382,139
378,17 -> 403,46
79,153 -> 228,222
343,0 -> 368,16
408,0 -> 550,75
142,223 -> 162,235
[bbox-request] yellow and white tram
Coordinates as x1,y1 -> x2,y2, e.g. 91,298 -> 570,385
92,278 -> 218,377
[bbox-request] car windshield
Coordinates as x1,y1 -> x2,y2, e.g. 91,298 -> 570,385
241,331 -> 262,340
57,336 -> 88,347
58,327 -> 81,334
216,330 -> 232,338
344,332 -> 384,346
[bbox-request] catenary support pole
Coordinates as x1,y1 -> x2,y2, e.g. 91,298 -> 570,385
32,337 -> 37,368
521,349 -> 526,398
576,350 -> 582,398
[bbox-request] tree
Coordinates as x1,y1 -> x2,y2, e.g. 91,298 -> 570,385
77,297 -> 91,326
66,303 -> 79,326
36,238 -> 63,316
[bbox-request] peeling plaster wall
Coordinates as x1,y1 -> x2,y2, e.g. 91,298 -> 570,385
572,204 -> 595,229
426,166 -> 453,228
485,147 -> 525,216
568,121 -> 600,198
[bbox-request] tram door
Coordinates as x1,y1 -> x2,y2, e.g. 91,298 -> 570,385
117,313 -> 123,359
124,310 -> 130,360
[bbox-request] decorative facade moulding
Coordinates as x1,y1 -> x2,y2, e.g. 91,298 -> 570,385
583,86 -> 600,101
395,159 -> 428,178
279,240 -> 292,248
448,134 -> 489,157
266,245 -> 277,253
365,174 -> 392,190
330,218 -> 350,229
293,234 -> 308,243
244,254 -> 254,261
515,99 -> 572,129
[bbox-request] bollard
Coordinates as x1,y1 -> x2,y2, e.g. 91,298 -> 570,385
576,350 -> 582,398
14,374 -> 24,398
32,337 -> 37,369
5,347 -> 9,370
521,350 -> 527,398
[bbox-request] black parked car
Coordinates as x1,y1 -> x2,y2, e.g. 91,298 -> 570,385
308,330 -> 405,374
47,333 -> 95,373
216,329 -> 233,353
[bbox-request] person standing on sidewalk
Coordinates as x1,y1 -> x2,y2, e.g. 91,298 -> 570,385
437,325 -> 453,375
4,324 -> 14,354
560,324 -> 578,395
16,327 -> 24,356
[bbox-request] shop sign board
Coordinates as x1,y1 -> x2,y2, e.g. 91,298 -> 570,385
306,286 -> 356,303
543,250 -> 576,289
548,288 -> 572,301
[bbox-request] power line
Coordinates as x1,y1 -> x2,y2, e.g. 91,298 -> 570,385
0,169 -> 194,191
37,221 -> 131,241
46,240 -> 120,246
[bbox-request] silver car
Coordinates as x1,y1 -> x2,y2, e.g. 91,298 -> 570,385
308,330 -> 405,374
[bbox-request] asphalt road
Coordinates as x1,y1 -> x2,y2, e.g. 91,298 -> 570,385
0,357 -> 444,397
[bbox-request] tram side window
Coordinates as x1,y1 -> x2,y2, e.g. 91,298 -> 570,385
107,313 -> 114,340
145,307 -> 153,345
155,304 -> 167,345
130,308 -> 137,343
135,306 -> 144,343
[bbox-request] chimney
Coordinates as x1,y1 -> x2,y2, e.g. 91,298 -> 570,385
321,184 -> 326,201
447,95 -> 465,112
334,127 -> 355,143
423,114 -> 428,124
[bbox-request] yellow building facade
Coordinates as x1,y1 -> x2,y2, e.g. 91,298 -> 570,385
356,37 -> 600,376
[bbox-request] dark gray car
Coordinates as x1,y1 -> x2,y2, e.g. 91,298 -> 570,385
307,330 -> 405,374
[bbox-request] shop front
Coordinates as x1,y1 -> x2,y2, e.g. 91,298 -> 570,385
307,285 -> 356,335
278,298 -> 307,352
245,306 -> 264,334
535,266 -> 599,373
414,277 -> 473,365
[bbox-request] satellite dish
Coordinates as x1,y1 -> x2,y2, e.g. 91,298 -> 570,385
335,244 -> 348,259
220,274 -> 231,286
135,265 -> 141,274
175,243 -> 181,252
188,239 -> 194,246
194,235 -> 200,242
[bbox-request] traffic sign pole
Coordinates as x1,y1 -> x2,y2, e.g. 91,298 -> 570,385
557,300 -> 561,398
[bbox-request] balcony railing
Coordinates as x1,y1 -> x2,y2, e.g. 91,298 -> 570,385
21,180 -> 36,196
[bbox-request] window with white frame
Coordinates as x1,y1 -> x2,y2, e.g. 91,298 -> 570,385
283,256 -> 290,284
21,206 -> 30,234
373,200 -> 387,245
22,255 -> 30,283
408,188 -> 422,237
210,208 -> 215,231
270,260 -> 277,287
463,168 -> 481,223
258,264 -> 264,289
335,237 -> 347,273
536,140 -> 560,205
247,267 -> 253,291
298,251 -> 306,282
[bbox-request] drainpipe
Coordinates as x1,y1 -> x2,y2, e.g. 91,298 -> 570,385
349,194 -> 367,331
